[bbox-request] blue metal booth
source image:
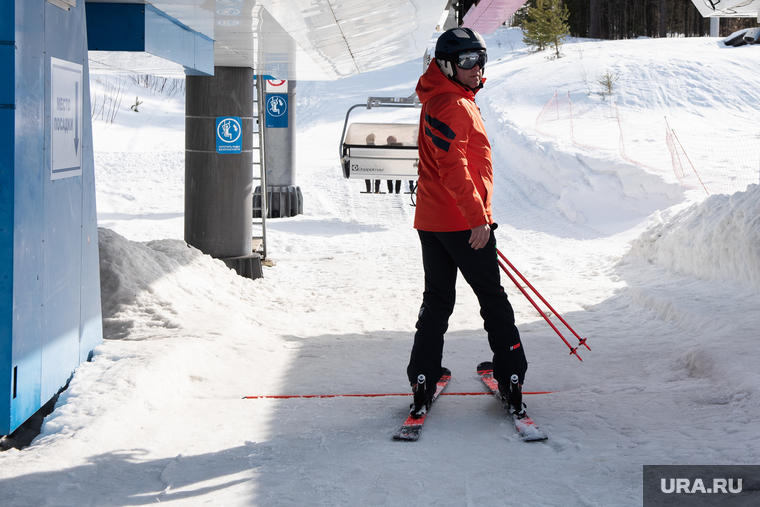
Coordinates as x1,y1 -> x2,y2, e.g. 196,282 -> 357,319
0,0 -> 214,436
0,0 -> 104,436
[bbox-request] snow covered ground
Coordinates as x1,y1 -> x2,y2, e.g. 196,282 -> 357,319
2,28 -> 760,506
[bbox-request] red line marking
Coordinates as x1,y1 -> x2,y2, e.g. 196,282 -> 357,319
242,391 -> 556,399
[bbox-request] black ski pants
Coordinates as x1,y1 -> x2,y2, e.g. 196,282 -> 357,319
407,228 -> 528,387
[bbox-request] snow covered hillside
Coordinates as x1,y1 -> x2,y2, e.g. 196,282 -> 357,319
1,28 -> 759,506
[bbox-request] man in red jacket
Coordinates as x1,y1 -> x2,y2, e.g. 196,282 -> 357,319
407,27 -> 528,417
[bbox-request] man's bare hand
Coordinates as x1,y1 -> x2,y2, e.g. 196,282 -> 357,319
469,224 -> 491,250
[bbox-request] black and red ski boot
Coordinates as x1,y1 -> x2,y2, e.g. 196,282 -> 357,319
410,368 -> 451,418
410,374 -> 429,418
498,374 -> 526,417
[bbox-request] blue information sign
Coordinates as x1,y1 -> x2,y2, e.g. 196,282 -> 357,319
265,94 -> 288,128
216,116 -> 242,154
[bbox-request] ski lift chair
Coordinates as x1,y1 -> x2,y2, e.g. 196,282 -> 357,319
339,95 -> 421,185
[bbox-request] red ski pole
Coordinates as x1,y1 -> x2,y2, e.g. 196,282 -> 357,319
497,248 -> 590,352
496,259 -> 583,361
497,258 -> 582,361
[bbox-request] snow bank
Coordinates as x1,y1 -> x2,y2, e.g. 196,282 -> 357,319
98,228 -> 268,340
482,107 -> 684,234
625,184 -> 760,289
28,229 -> 291,450
475,30 -> 692,235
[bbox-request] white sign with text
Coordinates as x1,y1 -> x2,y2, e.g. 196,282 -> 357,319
51,57 -> 83,180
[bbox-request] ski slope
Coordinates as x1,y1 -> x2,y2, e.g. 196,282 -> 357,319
1,28 -> 760,506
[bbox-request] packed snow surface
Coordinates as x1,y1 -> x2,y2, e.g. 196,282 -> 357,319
2,29 -> 760,506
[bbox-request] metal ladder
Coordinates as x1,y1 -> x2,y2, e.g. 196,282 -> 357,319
252,75 -> 268,259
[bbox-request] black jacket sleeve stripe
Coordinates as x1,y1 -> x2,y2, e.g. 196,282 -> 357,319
425,113 -> 456,140
424,125 -> 451,152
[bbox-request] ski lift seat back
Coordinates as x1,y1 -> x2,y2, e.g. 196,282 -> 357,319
341,123 -> 419,180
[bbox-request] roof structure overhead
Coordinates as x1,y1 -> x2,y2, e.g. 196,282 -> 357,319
690,0 -> 760,17
461,0 -> 527,35
85,0 -> 448,80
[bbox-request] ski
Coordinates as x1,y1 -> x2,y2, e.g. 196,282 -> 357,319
392,370 -> 451,441
477,361 -> 548,442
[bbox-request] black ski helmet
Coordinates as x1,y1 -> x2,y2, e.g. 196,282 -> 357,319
435,27 -> 487,80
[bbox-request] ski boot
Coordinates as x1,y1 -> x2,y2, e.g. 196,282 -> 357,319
410,374 -> 430,418
498,374 -> 526,417
409,367 -> 450,418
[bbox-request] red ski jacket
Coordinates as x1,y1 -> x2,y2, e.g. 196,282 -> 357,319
413,61 -> 493,232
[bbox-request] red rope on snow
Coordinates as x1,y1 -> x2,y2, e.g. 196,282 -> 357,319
243,391 -> 556,400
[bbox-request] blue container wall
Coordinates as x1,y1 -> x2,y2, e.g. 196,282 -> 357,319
3,0 -> 103,435
40,0 -> 85,406
0,0 -> 14,430
9,0 -> 44,435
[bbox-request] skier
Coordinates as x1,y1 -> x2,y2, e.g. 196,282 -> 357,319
407,27 -> 528,417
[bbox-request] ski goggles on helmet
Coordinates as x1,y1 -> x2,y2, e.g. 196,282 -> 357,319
456,50 -> 487,70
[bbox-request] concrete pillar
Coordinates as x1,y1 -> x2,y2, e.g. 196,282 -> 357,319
265,79 -> 296,187
261,79 -> 303,218
185,67 -> 254,259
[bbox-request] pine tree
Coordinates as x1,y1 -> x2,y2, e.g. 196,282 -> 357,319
522,0 -> 570,59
